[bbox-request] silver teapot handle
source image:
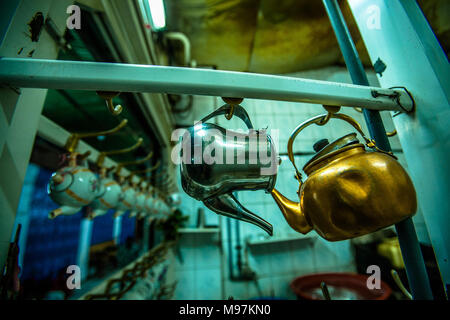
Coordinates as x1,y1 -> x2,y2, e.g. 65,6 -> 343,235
197,103 -> 254,130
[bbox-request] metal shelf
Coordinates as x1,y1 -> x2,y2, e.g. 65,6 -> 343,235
246,234 -> 316,246
178,227 -> 220,234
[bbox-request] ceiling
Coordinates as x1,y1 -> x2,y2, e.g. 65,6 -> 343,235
164,0 -> 449,74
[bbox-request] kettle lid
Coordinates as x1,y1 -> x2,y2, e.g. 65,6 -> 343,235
304,133 -> 360,169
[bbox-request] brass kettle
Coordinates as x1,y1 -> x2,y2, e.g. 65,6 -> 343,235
271,112 -> 417,241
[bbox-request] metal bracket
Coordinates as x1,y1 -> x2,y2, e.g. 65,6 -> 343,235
371,86 -> 415,113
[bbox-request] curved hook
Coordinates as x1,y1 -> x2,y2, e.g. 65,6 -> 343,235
391,269 -> 412,300
129,160 -> 161,175
115,150 -> 154,175
222,97 -> 244,121
96,137 -> 144,167
65,119 -> 128,153
317,105 -> 341,126
387,129 -> 397,137
97,91 -> 123,116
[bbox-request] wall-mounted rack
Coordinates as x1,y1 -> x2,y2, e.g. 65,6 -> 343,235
246,234 -> 316,246
178,228 -> 220,234
0,57 -> 413,112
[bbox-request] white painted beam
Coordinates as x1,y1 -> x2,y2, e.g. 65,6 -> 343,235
0,57 -> 414,112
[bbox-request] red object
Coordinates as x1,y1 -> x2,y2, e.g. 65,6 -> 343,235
290,272 -> 392,300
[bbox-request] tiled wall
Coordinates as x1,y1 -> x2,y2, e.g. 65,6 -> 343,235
171,66 -> 431,300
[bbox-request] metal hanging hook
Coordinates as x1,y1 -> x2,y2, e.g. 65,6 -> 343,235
387,129 -> 397,137
222,97 -> 244,120
318,105 -> 341,126
154,171 -> 167,178
391,269 -> 412,300
64,119 -> 128,153
115,150 -> 154,175
97,91 -> 123,116
125,160 -> 161,185
129,160 -> 161,175
96,137 -> 144,167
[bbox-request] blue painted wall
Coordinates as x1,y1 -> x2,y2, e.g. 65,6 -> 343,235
20,166 -> 81,281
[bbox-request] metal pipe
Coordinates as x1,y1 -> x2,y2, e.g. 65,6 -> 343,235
165,32 -> 191,66
0,57 -> 413,112
226,217 -> 235,280
235,219 -> 242,273
322,0 -> 433,300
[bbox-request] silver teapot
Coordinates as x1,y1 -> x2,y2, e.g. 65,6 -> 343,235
180,104 -> 278,235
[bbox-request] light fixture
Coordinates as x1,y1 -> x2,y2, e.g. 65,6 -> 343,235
144,0 -> 166,31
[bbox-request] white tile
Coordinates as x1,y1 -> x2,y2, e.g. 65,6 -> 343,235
248,276 -> 274,299
247,246 -> 273,277
272,274 -> 297,300
312,239 -> 339,271
267,242 -> 293,275
224,281 -> 248,300
325,240 -> 355,267
204,207 -> 219,227
195,242 -> 221,269
173,270 -> 196,300
195,268 -> 222,300
175,235 -> 197,270
290,242 -> 315,273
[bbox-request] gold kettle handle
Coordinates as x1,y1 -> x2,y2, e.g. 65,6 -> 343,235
287,112 -> 385,183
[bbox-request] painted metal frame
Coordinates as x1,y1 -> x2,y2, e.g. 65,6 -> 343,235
348,0 -> 450,298
323,0 -> 433,300
0,57 -> 414,112
0,0 -> 74,275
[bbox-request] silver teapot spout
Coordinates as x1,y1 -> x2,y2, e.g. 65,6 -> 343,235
204,193 -> 273,236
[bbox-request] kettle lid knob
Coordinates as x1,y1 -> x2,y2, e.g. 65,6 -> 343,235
313,139 -> 329,152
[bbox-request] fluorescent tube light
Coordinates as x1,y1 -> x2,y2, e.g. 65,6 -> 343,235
148,0 -> 166,31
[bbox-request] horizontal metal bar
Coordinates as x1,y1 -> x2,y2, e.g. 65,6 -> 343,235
0,58 -> 413,111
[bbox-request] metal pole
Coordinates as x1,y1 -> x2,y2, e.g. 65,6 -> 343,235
0,57 -> 413,112
76,217 -> 93,282
322,0 -> 433,300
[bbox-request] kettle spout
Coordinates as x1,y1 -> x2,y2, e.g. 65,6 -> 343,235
128,210 -> 137,218
114,209 -> 126,218
49,206 -> 80,219
91,209 -> 108,219
204,193 -> 273,236
271,188 -> 312,234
